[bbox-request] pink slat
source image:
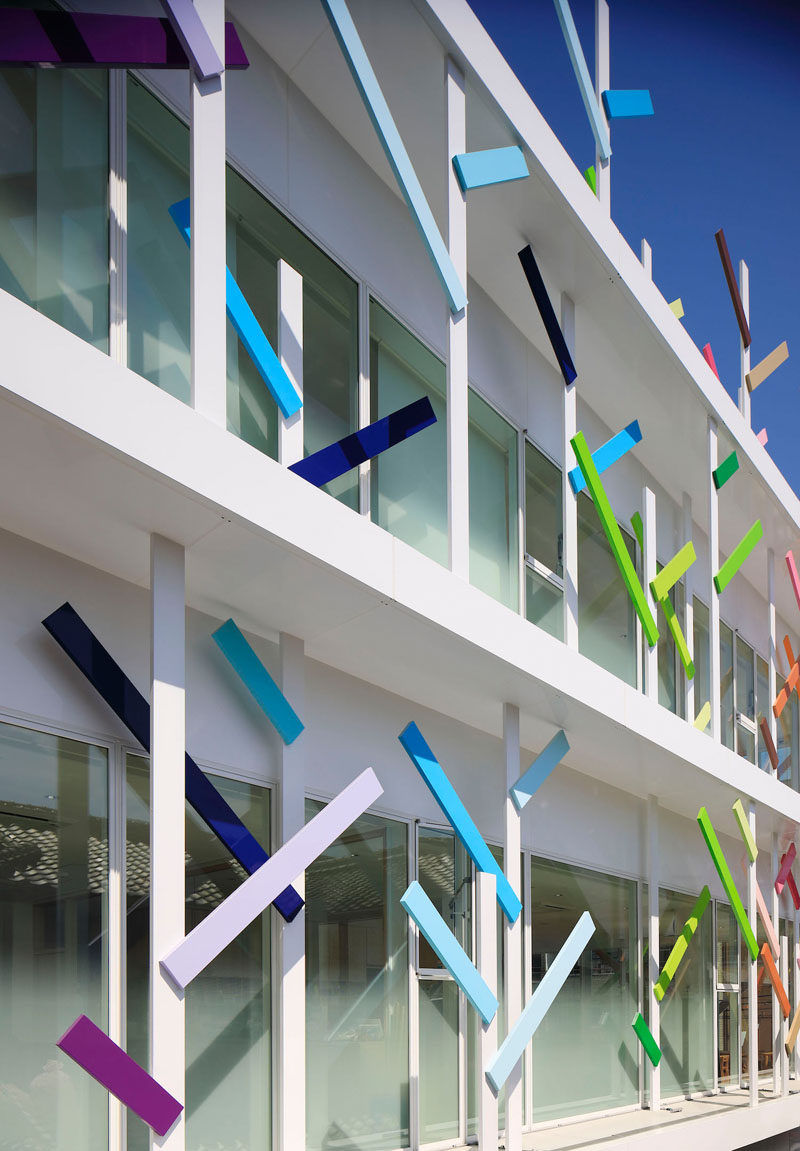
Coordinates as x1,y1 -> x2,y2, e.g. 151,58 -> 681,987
787,550 -> 800,614
776,844 -> 797,895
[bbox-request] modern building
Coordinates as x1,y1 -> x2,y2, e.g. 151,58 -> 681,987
0,2 -> 799,1150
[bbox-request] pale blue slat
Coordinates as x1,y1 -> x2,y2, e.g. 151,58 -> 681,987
399,722 -> 522,923
320,0 -> 467,314
451,146 -> 529,192
568,419 -> 642,495
552,0 -> 611,162
401,882 -> 498,1024
212,619 -> 304,745
486,911 -> 595,1092
602,89 -> 654,119
511,729 -> 569,812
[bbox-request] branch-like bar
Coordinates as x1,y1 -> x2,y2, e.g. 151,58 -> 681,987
510,729 -> 569,811
759,717 -> 779,770
568,420 -> 641,495
632,1012 -> 662,1067
212,619 -> 304,744
715,228 -> 751,349
746,341 -> 789,392
712,451 -> 739,491
732,799 -> 758,862
653,886 -> 710,1001
651,541 -> 696,602
697,806 -> 759,961
451,146 -> 529,191
518,245 -> 577,386
761,943 -> 791,1018
714,520 -> 763,594
552,0 -> 611,161
776,843 -> 797,895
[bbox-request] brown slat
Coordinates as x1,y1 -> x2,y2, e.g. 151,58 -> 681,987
715,228 -> 752,349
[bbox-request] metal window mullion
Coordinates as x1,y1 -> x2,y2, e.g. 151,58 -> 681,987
358,281 -> 371,516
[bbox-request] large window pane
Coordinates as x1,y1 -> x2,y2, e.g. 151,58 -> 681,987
578,493 -> 637,686
736,635 -> 755,762
468,390 -> 518,609
716,904 -> 739,1087
525,441 -> 562,577
306,802 -> 409,1151
693,598 -> 711,734
720,621 -> 735,750
370,301 -> 447,566
419,979 -> 459,1143
658,888 -> 714,1097
526,565 -> 564,640
0,68 -> 108,350
0,722 -> 109,1149
756,655 -> 771,773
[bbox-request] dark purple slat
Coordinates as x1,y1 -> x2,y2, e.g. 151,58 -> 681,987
715,228 -> 751,350
0,11 -> 248,69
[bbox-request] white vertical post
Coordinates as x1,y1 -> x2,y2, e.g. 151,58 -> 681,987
503,704 -> 522,1151
640,239 -> 652,279
594,0 -> 610,213
477,871 -> 498,1150
278,634 -> 305,1151
446,57 -> 469,580
358,282 -> 371,516
109,69 -> 127,367
780,928 -> 789,1095
561,293 -> 579,650
278,261 -> 304,466
643,487 -> 658,701
647,795 -> 660,1111
108,748 -> 125,1151
683,493 -> 695,722
149,535 -> 186,1151
773,833 -> 780,1094
739,261 -> 751,426
769,550 -> 778,749
708,418 -> 721,742
190,0 -> 227,426
748,801 -> 758,1107
522,845 -> 533,1123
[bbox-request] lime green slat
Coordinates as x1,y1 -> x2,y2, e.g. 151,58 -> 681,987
697,806 -> 759,961
631,511 -> 644,551
584,165 -> 597,195
651,541 -> 696,602
713,450 -> 739,490
571,431 -> 659,646
631,1012 -> 661,1066
653,886 -> 710,1002
714,521 -> 763,594
694,701 -> 711,730
732,798 -> 758,862
661,595 -> 695,679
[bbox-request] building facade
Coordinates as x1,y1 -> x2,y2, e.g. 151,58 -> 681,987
0,2 -> 799,1149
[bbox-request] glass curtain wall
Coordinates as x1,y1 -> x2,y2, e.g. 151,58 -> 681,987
658,887 -> 714,1098
656,580 -> 685,717
720,622 -> 735,751
524,442 -> 564,639
735,635 -> 756,762
126,756 -> 272,1151
716,903 -> 739,1087
0,66 -> 108,350
0,721 -> 109,1149
468,391 -> 518,610
305,802 -> 409,1151
693,598 -> 711,734
577,494 -> 638,686
467,844 -> 506,1139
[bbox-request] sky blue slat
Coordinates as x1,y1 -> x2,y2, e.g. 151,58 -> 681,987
552,0 -> 611,162
451,146 -> 529,191
485,911 -> 595,1092
399,722 -> 522,923
511,729 -> 569,811
320,0 -> 467,314
401,882 -> 498,1024
212,619 -> 304,745
602,89 -> 654,119
168,198 -> 302,418
568,419 -> 642,495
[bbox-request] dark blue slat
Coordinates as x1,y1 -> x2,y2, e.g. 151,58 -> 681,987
517,245 -> 577,387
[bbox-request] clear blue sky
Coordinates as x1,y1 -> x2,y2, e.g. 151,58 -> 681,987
468,0 -> 800,496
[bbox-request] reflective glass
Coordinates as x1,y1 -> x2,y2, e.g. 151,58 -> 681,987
736,636 -> 755,762
524,442 -> 562,577
658,888 -> 714,1097
468,845 -> 506,1137
419,979 -> 458,1143
720,621 -> 735,751
717,991 -> 738,1086
693,598 -> 711,735
577,493 -> 637,686
417,826 -> 471,964
468,390 -> 518,609
756,655 -> 771,773
656,578 -> 677,715
526,565 -> 564,640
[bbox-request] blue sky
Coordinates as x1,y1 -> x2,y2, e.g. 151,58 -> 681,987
468,0 -> 800,497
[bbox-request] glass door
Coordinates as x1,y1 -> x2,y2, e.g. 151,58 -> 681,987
716,902 -> 739,1088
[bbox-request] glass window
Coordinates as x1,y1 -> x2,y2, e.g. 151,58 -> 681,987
524,442 -> 564,639
656,577 -> 683,716
658,888 -> 714,1097
0,722 -> 109,1149
720,622 -> 735,751
468,390 -> 518,610
693,597 -> 711,733
756,656 -> 771,773
126,756 -> 272,1151
525,566 -> 564,640
530,857 -> 639,1121
577,493 -> 637,686
468,845 -> 507,1138
716,903 -> 739,1087
370,301 -> 447,566
735,635 -> 755,762
0,67 -> 108,350
306,801 -> 409,1151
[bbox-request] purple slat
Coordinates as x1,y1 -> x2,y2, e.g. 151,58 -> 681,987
160,0 -> 224,80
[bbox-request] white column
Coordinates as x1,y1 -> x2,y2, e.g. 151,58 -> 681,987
561,293 -> 579,650
739,260 -> 751,425
523,842 -> 533,1122
278,634 -> 305,1151
190,0 -> 227,425
647,795 -> 660,1111
503,704 -> 522,1151
358,282 -> 371,516
748,801 -> 758,1107
149,535 -> 186,1151
109,69 -> 127,367
708,418 -> 721,742
683,493 -> 695,722
780,928 -> 789,1096
643,487 -> 657,700
594,0 -> 610,212
477,872 -> 498,1150
773,833 -> 780,1094
278,260 -> 304,466
769,549 -> 778,748
640,239 -> 652,279
446,57 -> 469,580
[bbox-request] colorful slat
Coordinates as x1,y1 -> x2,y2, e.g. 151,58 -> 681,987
661,595 -> 694,679
696,806 -> 759,961
760,718 -> 779,770
57,1015 -> 182,1136
715,228 -> 751,349
669,298 -> 684,319
320,0 -> 466,313
518,245 -> 577,386
753,876 -> 780,960
630,511 -> 644,551
160,0 -> 223,79
712,451 -> 739,490
651,541 -> 696,602
632,1012 -> 662,1067
714,521 -> 763,594
288,397 -> 436,487
786,550 -> 800,614
584,165 -> 597,195
601,89 -> 654,119
761,943 -> 791,1018
776,844 -> 797,896
732,799 -> 758,862
746,341 -> 789,393
775,658 -> 800,719
552,0 -> 611,162
694,701 -> 711,731
757,428 -> 768,446
212,619 -> 304,744
787,868 -> 800,912
42,602 -> 303,922
785,636 -> 797,669
653,886 -> 710,1001
571,431 -> 659,646
567,420 -> 642,495
451,146 -> 529,191
786,1000 -> 800,1056
510,729 -> 569,811
703,342 -> 720,379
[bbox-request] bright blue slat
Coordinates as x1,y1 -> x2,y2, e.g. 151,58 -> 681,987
568,419 -> 642,495
212,619 -> 304,745
510,729 -> 569,812
485,911 -> 595,1092
399,722 -> 522,923
451,146 -> 529,192
320,0 -> 467,314
401,882 -> 498,1024
601,90 -> 654,119
552,0 -> 611,161
168,198 -> 302,418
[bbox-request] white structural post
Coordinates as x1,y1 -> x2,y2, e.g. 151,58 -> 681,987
683,493 -> 695,722
640,239 -> 652,279
278,261 -> 304,466
647,795 -> 660,1110
190,0 -> 227,426
708,418 -> 721,742
149,535 -> 186,1151
748,802 -> 758,1107
643,487 -> 657,700
780,927 -> 789,1095
109,69 -> 127,367
477,871 -> 498,1150
594,0 -> 610,212
768,550 -> 778,749
739,261 -> 751,426
561,293 -> 579,650
446,56 -> 469,580
358,282 -> 371,516
772,833 -> 780,1094
503,704 -> 522,1151
278,633 -> 306,1151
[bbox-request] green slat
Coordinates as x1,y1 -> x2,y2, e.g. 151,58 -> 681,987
714,520 -> 763,594
713,450 -> 739,490
630,511 -> 644,551
651,541 -> 696,602
661,595 -> 695,679
631,1012 -> 661,1066
697,806 -> 759,961
732,798 -> 758,862
571,431 -> 659,646
653,886 -> 710,1001
584,165 -> 597,195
